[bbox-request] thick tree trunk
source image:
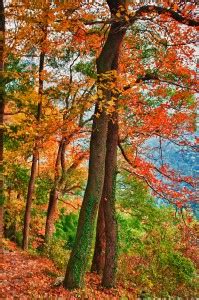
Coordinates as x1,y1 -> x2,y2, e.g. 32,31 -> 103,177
91,0 -> 127,284
91,196 -> 106,274
0,0 -> 5,250
63,108 -> 108,289
22,51 -> 45,250
91,114 -> 119,285
64,1 -> 126,289
102,113 -> 118,288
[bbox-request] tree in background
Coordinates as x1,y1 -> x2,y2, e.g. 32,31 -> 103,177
22,8 -> 48,250
4,0 -> 94,249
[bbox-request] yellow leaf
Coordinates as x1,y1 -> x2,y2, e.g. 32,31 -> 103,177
95,112 -> 100,118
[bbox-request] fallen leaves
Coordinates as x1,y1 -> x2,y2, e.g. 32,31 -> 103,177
1,240 -> 137,299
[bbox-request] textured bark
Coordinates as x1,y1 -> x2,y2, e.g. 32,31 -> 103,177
44,188 -> 59,242
91,115 -> 119,286
91,115 -> 119,284
91,196 -> 106,274
91,0 -> 127,285
100,32 -> 121,287
22,152 -> 38,250
22,51 -> 45,250
64,0 -> 126,290
63,108 -> 108,289
0,0 -> 5,250
102,113 -> 118,288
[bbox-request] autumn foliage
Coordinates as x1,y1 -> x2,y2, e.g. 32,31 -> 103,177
1,0 -> 198,298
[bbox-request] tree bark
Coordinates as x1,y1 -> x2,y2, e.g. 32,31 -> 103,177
102,113 -> 118,288
91,196 -> 106,274
63,1 -> 126,289
0,0 -> 5,251
91,0 -> 127,285
91,114 -> 119,286
92,79 -> 119,287
63,108 -> 108,289
44,187 -> 59,242
22,51 -> 45,250
44,139 -> 63,243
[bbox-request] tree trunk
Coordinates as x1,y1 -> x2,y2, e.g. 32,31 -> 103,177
91,0 -> 127,284
63,108 -> 108,289
22,51 -> 45,250
91,116 -> 119,284
64,1 -> 126,289
91,196 -> 106,274
44,188 -> 59,243
91,114 -> 119,285
0,0 -> 5,250
44,140 -> 63,242
45,133 -> 85,243
22,152 -> 38,250
102,113 -> 118,288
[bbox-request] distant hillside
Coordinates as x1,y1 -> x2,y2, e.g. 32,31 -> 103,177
142,137 -> 198,218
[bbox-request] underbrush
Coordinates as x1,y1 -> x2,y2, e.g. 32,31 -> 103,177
117,252 -> 198,297
40,238 -> 71,270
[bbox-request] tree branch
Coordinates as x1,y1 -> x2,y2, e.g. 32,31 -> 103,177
84,5 -> 199,27
132,5 -> 199,27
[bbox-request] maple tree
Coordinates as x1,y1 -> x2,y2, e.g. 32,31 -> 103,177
4,0 -> 94,249
22,10 -> 48,251
63,0 -> 198,289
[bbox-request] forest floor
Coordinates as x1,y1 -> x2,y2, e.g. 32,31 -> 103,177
1,240 -> 137,299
